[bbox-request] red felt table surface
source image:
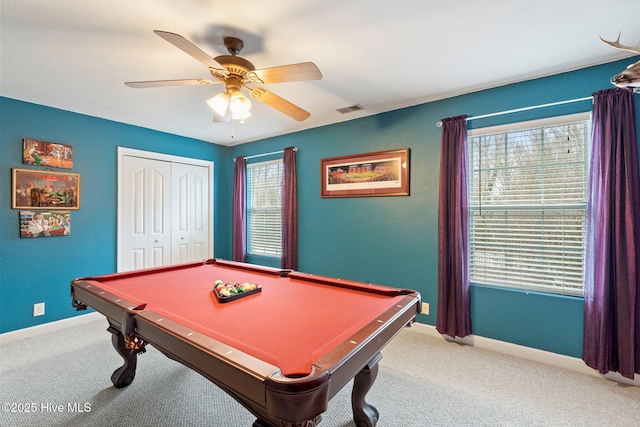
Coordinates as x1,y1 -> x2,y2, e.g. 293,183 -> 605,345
91,263 -> 405,376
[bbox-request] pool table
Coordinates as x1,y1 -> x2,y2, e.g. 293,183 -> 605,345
71,259 -> 421,427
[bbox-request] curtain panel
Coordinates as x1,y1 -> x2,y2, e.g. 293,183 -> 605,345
281,147 -> 298,270
437,115 -> 472,338
232,156 -> 247,262
583,88 -> 640,379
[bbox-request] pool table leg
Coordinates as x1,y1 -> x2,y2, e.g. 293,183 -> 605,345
352,352 -> 382,427
107,322 -> 138,388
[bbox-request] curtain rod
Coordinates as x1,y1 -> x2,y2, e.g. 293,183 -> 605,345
234,147 -> 298,162
435,96 -> 593,127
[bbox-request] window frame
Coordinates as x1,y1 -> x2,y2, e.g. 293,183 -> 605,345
246,159 -> 283,258
467,112 -> 591,296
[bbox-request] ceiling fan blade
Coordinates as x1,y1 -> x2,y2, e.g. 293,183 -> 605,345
245,62 -> 322,85
153,30 -> 222,69
246,87 -> 311,121
125,79 -> 218,88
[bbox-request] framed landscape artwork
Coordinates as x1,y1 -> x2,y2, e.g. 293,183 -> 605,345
321,148 -> 410,198
12,168 -> 80,210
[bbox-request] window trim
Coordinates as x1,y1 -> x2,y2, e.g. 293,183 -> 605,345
246,159 -> 283,258
468,112 -> 591,297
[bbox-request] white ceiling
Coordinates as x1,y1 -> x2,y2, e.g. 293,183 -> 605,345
2,0 -> 639,146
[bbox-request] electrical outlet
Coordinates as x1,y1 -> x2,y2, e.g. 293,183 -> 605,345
33,302 -> 45,317
421,302 -> 429,315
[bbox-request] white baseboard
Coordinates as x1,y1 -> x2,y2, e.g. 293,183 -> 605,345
410,322 -> 639,387
0,312 -> 104,346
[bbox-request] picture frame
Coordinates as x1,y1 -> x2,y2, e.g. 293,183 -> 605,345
321,148 -> 410,198
20,210 -> 71,238
22,138 -> 73,169
12,168 -> 80,210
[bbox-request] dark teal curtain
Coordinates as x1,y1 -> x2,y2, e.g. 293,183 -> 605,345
437,115 -> 472,338
583,88 -> 640,379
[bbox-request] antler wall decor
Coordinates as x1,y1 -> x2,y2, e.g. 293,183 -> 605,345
600,33 -> 640,89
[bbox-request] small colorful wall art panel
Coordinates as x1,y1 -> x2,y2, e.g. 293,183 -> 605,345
20,211 -> 71,238
23,138 -> 73,169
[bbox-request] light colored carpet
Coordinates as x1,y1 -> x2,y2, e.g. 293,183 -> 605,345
1,319 -> 638,426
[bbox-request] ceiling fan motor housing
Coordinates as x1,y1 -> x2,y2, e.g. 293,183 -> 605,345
214,55 -> 255,76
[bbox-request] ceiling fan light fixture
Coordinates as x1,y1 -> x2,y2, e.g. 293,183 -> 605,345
207,92 -> 231,116
231,110 -> 252,122
212,111 -> 230,123
229,90 -> 252,116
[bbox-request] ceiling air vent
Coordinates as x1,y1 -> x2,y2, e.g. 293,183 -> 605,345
336,104 -> 364,114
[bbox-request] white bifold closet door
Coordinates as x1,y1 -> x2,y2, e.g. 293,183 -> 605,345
171,161 -> 209,264
120,153 -> 211,272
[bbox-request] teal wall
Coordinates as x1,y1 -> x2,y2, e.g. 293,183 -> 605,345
0,98 -> 231,333
2,57 -> 639,360
230,57 -> 640,358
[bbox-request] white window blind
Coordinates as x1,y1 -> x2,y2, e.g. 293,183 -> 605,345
247,160 -> 282,257
468,113 -> 590,296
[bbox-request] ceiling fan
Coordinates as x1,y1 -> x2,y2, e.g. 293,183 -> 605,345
125,30 -> 322,122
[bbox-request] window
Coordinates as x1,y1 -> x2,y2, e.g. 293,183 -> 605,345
247,160 -> 283,257
468,113 -> 590,296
